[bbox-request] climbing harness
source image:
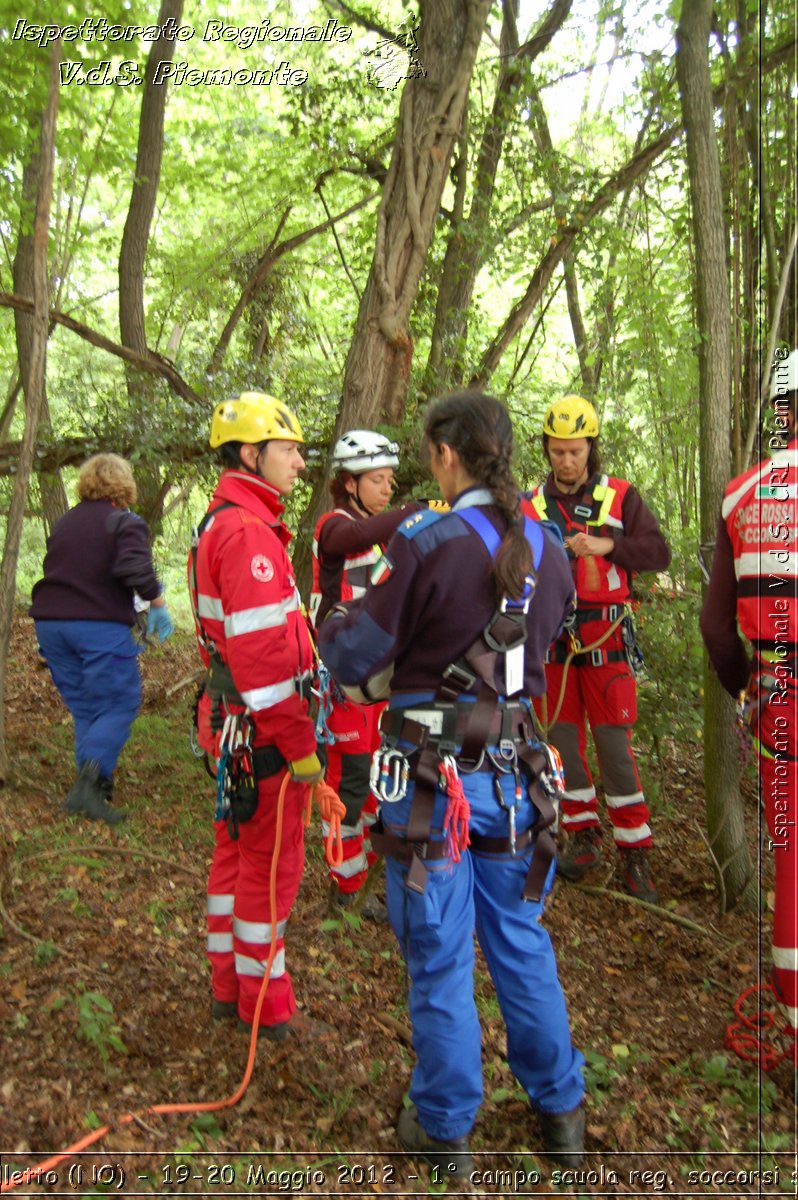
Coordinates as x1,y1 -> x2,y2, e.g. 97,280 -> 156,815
369,501 -> 562,901
540,605 -> 633,735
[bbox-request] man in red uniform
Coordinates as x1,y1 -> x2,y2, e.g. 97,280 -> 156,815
189,392 -> 327,1042
524,396 -> 671,903
701,349 -> 798,1062
309,431 -> 416,914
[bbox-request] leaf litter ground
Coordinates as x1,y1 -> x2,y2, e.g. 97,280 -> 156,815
1,616 -> 795,1197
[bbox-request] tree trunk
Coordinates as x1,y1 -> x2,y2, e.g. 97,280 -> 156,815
13,156 -> 68,533
338,0 -> 491,431
676,0 -> 756,911
118,0 -> 184,533
0,42 -> 60,783
293,0 -> 491,592
422,0 -> 572,399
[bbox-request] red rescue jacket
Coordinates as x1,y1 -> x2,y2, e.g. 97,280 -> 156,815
188,469 -> 316,761
524,474 -> 633,605
721,442 -> 798,655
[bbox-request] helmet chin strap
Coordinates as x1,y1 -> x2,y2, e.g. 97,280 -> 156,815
350,476 -> 378,516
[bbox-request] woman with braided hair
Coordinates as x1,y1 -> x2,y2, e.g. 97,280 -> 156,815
318,391 -> 585,1180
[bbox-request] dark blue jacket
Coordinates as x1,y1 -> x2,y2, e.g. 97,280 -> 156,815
318,486 -> 574,698
30,500 -> 161,625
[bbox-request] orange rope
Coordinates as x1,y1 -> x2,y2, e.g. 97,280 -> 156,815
305,779 -> 346,868
1,771 -> 297,1195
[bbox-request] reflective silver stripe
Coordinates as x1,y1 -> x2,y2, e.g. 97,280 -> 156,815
207,893 -> 235,916
198,594 -> 225,621
605,564 -> 622,591
233,916 -> 288,944
721,453 -> 795,518
606,791 -> 646,809
602,514 -> 623,529
321,820 -> 363,839
235,949 -> 286,978
562,787 -> 596,804
207,932 -> 233,953
225,595 -> 298,638
240,678 -> 296,710
736,551 -> 798,578
332,852 -> 369,879
773,945 -> 798,971
613,824 -> 652,844
562,812 -> 597,827
350,585 -> 367,599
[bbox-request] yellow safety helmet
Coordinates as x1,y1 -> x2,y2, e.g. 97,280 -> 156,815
210,391 -> 304,448
543,395 -> 599,440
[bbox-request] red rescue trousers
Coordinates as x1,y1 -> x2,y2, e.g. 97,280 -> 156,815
535,620 -> 652,849
206,770 -> 306,1027
323,697 -> 382,895
754,685 -> 798,1039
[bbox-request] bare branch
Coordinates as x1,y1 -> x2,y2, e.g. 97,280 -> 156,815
0,291 -> 202,405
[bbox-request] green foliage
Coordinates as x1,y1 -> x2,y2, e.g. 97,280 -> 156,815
74,990 -> 128,1070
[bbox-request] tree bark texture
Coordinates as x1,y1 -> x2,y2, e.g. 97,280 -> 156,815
118,0 -> 183,363
12,155 -> 68,533
0,43 -> 60,784
338,0 -> 492,432
423,0 -> 572,398
118,0 -> 183,532
676,0 -> 755,912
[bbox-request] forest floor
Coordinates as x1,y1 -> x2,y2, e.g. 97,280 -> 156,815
1,614 -> 795,1199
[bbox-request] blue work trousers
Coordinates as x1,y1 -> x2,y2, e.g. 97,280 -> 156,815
35,619 -> 141,778
383,767 -> 585,1142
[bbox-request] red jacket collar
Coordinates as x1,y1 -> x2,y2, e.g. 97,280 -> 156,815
212,470 -> 291,541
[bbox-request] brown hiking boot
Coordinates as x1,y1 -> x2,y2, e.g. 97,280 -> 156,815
238,1009 -> 333,1043
556,827 -> 602,881
619,846 -> 659,904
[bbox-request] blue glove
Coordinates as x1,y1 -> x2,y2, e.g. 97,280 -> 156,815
147,605 -> 174,643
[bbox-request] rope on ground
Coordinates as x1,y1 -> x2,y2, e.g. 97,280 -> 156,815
0,771 -> 296,1197
725,982 -> 796,1071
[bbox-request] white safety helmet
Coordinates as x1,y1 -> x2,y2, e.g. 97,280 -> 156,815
331,430 -> 400,474
769,349 -> 798,400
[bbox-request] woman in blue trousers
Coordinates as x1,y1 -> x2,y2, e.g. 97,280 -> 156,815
30,454 -> 172,823
318,392 -> 585,1180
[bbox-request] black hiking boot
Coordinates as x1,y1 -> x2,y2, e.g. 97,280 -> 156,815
211,999 -> 238,1021
64,761 -> 125,825
537,1103 -> 585,1168
619,846 -> 659,904
396,1104 -> 473,1179
237,1010 -> 333,1043
337,889 -> 389,923
556,827 -> 602,881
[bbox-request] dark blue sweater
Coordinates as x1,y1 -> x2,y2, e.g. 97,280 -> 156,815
30,500 -> 161,625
